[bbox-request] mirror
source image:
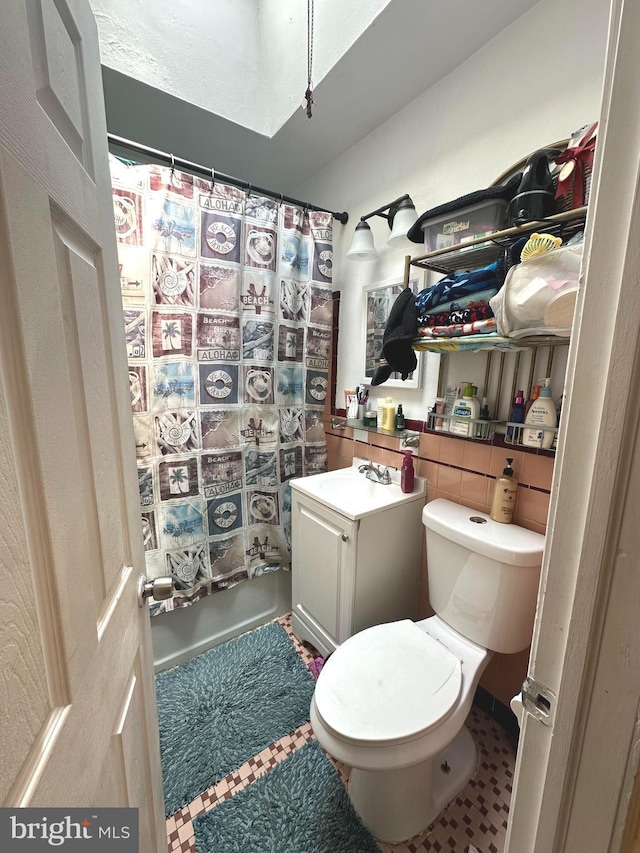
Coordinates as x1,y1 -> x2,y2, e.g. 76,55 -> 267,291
363,275 -> 422,388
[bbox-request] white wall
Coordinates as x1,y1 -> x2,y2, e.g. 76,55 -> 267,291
294,0 -> 610,424
91,0 -> 263,130
91,0 -> 390,136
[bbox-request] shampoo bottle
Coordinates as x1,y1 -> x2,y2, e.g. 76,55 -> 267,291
381,397 -> 395,431
522,378 -> 556,449
524,384 -> 542,418
490,457 -> 518,524
449,382 -> 480,437
506,390 -> 526,441
400,450 -> 415,493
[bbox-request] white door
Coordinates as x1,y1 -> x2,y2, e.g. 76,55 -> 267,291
505,0 -> 640,850
0,1 -> 165,848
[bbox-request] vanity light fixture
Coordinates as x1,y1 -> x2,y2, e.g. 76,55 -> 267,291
346,194 -> 418,261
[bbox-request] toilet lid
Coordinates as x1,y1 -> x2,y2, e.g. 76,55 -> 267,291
314,620 -> 462,745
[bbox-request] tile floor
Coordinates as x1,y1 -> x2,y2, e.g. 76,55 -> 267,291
165,615 -> 517,853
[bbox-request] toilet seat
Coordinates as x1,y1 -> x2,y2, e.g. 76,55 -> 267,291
314,620 -> 462,746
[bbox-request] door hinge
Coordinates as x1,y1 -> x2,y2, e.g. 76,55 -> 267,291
521,676 -> 556,727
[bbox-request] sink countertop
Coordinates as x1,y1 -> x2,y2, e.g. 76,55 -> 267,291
290,458 -> 426,520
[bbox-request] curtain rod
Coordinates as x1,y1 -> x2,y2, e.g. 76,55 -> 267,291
107,133 -> 349,225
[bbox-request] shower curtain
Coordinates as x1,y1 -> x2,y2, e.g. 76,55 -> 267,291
109,156 -> 331,615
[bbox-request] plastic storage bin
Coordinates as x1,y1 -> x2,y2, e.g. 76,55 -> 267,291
421,199 -> 509,252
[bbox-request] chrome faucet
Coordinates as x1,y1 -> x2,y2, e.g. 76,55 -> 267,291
357,460 -> 393,484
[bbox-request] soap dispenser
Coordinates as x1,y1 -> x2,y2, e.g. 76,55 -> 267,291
522,378 -> 556,449
490,458 -> 518,524
400,450 -> 415,494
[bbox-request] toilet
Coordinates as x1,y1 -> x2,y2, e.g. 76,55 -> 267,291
310,498 -> 544,843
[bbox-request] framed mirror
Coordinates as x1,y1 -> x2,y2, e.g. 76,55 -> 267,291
363,275 -> 422,389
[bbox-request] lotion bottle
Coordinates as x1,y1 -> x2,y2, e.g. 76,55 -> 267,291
522,378 -> 556,449
490,457 -> 518,524
381,397 -> 395,431
449,382 -> 480,437
400,450 -> 415,493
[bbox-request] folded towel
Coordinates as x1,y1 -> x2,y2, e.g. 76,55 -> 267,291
413,333 -> 520,352
415,261 -> 504,316
418,318 -> 496,338
420,302 -> 494,327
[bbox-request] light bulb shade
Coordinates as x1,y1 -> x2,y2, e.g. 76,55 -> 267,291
346,220 -> 378,261
387,198 -> 418,248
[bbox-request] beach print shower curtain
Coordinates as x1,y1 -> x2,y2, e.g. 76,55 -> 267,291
109,156 -> 331,615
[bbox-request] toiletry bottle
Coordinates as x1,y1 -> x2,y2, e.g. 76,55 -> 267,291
449,382 -> 479,437
490,457 -> 518,524
524,384 -> 542,418
433,397 -> 446,431
506,390 -> 526,442
381,397 -> 395,431
443,385 -> 458,418
522,378 -> 556,449
400,450 -> 415,493
476,397 -> 491,439
552,393 -> 564,450
395,404 -> 405,430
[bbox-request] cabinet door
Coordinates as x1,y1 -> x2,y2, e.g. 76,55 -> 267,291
292,496 -> 356,649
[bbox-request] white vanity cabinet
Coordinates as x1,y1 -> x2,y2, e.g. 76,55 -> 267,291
290,463 -> 426,656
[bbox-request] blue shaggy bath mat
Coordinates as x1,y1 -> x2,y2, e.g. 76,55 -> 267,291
155,622 -> 315,816
193,741 -> 380,853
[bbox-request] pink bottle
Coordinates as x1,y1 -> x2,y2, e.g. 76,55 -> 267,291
400,451 -> 415,494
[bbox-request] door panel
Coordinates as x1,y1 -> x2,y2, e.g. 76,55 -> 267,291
0,1 -> 165,848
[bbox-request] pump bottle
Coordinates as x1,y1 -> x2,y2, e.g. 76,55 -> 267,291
522,378 -> 556,449
490,458 -> 518,524
400,450 -> 415,493
449,382 -> 480,437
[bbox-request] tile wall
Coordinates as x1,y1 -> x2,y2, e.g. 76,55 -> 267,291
322,416 -> 554,707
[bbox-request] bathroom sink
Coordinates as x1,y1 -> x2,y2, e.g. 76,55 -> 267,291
290,458 -> 426,520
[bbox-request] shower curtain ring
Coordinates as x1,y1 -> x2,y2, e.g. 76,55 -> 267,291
209,167 -> 215,194
247,182 -> 252,198
170,153 -> 175,173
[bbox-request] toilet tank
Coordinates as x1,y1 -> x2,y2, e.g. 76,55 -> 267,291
422,499 -> 545,654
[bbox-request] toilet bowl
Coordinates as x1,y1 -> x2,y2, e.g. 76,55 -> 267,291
311,616 -> 491,841
310,499 -> 545,843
